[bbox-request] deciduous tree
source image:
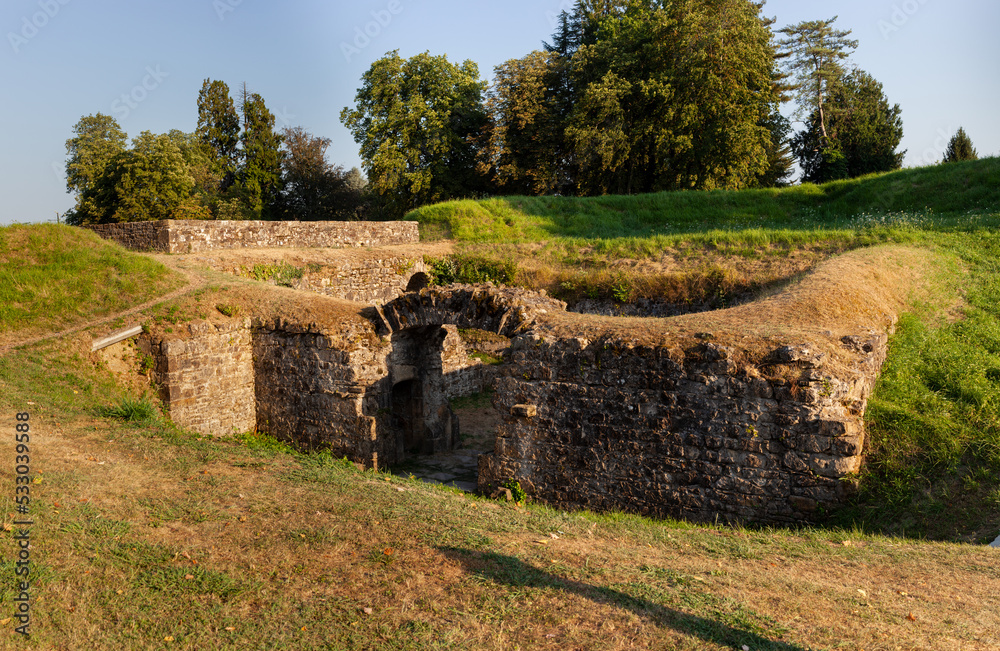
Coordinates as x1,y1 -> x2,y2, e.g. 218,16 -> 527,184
277,127 -> 362,221
480,50 -> 564,195
566,0 -> 780,194
64,113 -> 127,221
340,50 -> 488,216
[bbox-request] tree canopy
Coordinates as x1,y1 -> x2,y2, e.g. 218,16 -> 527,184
340,50 -> 488,217
196,79 -> 240,190
792,68 -> 904,182
777,17 -> 858,145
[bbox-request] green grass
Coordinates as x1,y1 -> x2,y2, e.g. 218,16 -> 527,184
408,159 -> 1000,541
828,228 -> 1000,540
0,223 -> 181,336
408,157 -> 1000,257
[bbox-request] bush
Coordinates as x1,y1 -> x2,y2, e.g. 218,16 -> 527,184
425,255 -> 517,286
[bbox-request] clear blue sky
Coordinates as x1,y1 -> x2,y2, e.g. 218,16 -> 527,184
1,0 -> 997,226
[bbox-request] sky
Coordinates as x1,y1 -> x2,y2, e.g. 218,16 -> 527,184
0,0 -> 997,226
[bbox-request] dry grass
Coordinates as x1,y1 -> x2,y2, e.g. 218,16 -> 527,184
1,349 -> 998,649
533,245 -> 956,363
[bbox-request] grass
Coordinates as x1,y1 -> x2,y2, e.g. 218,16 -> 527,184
2,342 -> 998,649
407,158 -> 1000,250
3,334 -> 1000,649
407,159 -> 1000,542
1,161 -> 1000,647
0,224 -> 182,340
409,160 -> 1000,307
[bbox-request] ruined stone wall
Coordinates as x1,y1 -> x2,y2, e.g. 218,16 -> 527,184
86,220 -> 419,253
141,320 -> 255,436
479,332 -> 886,524
253,323 -> 389,465
86,221 -> 170,252
293,257 -> 427,305
441,325 -> 485,400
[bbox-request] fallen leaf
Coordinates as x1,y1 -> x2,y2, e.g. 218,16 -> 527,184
225,626 -> 235,631
384,548 -> 394,555
534,539 -> 549,545
907,613 -> 917,621
550,533 -> 560,539
363,607 -> 373,615
0,618 -> 11,625
164,636 -> 174,642
857,589 -> 868,598
184,574 -> 195,580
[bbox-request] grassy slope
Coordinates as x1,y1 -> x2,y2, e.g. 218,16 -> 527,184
408,158 -> 1000,251
1,342 -> 998,650
0,197 -> 998,647
409,159 -> 1000,542
0,224 -> 183,343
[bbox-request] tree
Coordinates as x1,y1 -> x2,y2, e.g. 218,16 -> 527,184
777,17 -> 858,146
277,127 -> 362,221
480,50 -> 565,194
64,113 -> 127,219
565,0 -> 780,194
943,127 -> 978,163
792,68 -> 904,182
340,50 -> 488,216
754,111 -> 795,188
196,79 -> 240,190
67,131 -> 198,225
239,86 -> 284,218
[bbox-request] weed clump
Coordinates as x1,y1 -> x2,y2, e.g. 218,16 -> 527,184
95,397 -> 159,424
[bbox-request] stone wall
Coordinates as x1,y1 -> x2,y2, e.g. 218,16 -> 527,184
86,221 -> 170,252
86,220 -> 419,253
478,332 -> 886,524
292,257 -> 427,305
441,325 -> 485,400
141,320 -> 256,437
253,323 -> 388,465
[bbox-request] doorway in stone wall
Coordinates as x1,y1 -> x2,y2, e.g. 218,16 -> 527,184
391,379 -> 425,454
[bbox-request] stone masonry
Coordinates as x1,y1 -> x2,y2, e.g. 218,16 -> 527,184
85,220 -> 419,253
138,252 -> 906,525
478,332 -> 885,525
139,319 -> 256,437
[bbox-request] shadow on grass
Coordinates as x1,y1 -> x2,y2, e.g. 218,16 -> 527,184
440,547 -> 807,650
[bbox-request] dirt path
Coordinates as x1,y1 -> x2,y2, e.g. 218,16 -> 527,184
0,261 -> 207,357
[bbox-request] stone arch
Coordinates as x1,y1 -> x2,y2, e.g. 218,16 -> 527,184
405,272 -> 431,292
370,285 -> 566,337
